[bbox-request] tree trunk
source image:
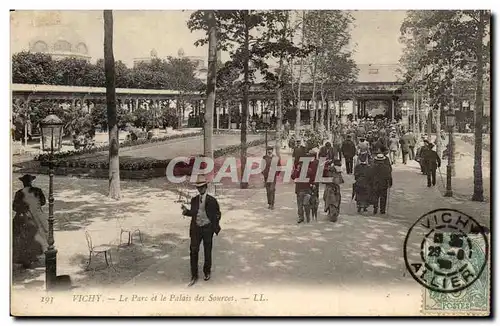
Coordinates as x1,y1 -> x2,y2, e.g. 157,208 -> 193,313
320,82 -> 325,128
204,11 -> 217,159
472,10 -> 486,202
228,101 -> 231,129
275,12 -> 288,158
416,91 -> 420,136
295,10 -> 306,136
435,105 -> 442,159
240,11 -> 250,189
104,10 -> 120,200
310,53 -> 318,129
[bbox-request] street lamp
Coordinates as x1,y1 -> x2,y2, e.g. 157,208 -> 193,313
262,109 -> 271,149
40,110 -> 64,290
444,111 -> 456,197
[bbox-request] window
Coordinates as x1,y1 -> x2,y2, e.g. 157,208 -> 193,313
31,41 -> 48,52
54,40 -> 71,52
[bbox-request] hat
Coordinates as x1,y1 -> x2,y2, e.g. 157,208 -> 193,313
423,139 -> 430,144
266,146 -> 274,150
374,153 -> 386,161
194,174 -> 208,187
19,174 -> 36,184
308,148 -> 318,155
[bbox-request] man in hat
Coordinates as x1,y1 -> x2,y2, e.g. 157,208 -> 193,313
181,175 -> 222,286
368,154 -> 393,215
416,139 -> 430,174
341,134 -> 356,174
262,146 -> 279,209
292,139 -> 307,166
422,142 -> 441,187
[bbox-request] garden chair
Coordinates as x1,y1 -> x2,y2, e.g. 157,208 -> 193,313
85,231 -> 116,272
114,216 -> 143,247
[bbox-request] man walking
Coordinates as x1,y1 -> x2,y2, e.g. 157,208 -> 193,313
408,129 -> 417,160
369,154 -> 393,215
341,134 -> 356,174
423,142 -> 441,187
388,133 -> 399,165
181,175 -> 221,286
262,146 -> 278,210
399,132 -> 410,164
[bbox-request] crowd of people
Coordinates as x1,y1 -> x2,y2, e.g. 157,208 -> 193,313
261,117 -> 445,223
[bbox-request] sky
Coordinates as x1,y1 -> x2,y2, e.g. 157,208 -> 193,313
10,10 -> 407,67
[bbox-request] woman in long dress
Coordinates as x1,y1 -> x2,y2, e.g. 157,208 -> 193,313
323,159 -> 344,222
12,174 -> 48,268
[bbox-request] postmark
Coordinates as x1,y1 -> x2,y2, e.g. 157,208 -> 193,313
404,209 -> 489,294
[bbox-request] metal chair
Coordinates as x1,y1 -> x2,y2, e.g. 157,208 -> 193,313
119,228 -> 143,246
85,231 -> 115,271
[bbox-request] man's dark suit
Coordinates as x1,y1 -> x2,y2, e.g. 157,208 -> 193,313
182,194 -> 221,278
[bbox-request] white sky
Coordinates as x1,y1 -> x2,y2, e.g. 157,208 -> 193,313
10,10 -> 407,67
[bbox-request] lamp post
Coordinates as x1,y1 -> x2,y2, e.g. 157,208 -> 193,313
444,111 -> 455,197
40,111 -> 64,290
262,109 -> 271,149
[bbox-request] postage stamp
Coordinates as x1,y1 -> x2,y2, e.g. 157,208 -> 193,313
404,208 -> 490,315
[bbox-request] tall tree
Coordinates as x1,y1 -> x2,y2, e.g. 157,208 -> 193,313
188,10 -> 265,189
472,10 -> 488,201
204,10 -> 217,158
104,10 -> 120,200
400,10 -> 490,201
253,10 -> 311,156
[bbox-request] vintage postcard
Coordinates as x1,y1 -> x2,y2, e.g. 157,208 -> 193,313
10,9 -> 491,316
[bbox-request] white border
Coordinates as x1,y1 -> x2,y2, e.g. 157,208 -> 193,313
2,1 -> 498,324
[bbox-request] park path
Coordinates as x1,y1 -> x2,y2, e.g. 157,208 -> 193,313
12,138 -> 490,313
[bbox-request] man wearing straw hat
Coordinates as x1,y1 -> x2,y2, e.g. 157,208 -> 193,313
181,174 -> 221,286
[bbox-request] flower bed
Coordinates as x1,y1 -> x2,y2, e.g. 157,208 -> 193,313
34,136 -> 275,179
34,130 -> 203,162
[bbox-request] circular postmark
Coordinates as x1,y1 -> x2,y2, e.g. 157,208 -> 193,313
404,208 -> 489,293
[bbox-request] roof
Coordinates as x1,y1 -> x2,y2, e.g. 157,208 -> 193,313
11,83 -> 184,96
253,63 -> 400,84
356,64 -> 400,83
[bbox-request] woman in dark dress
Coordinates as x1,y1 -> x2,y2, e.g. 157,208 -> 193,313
12,174 -> 47,268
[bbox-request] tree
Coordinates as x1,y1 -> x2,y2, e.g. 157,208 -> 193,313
188,10 -> 265,189
400,10 -> 490,201
12,52 -> 55,84
204,11 -> 217,158
104,10 -> 121,200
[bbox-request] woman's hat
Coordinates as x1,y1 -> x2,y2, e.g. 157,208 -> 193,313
19,174 -> 36,184
375,153 -> 386,161
266,146 -> 274,150
194,174 -> 208,187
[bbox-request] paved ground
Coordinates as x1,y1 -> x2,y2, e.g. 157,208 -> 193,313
11,135 -> 490,298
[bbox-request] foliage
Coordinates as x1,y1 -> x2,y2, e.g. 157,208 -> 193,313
11,51 -> 202,91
